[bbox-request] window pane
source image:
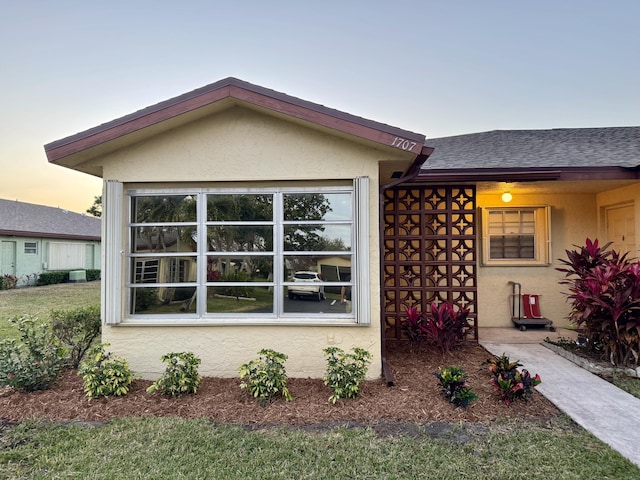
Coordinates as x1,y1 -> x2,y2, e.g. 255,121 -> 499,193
284,224 -> 351,251
283,256 -> 352,313
131,257 -> 197,284
207,255 -> 273,281
489,236 -> 535,259
131,227 -> 197,253
284,255 -> 351,281
283,290 -> 351,314
207,194 -> 273,221
207,226 -> 273,252
130,287 -> 197,314
283,193 -> 351,221
282,261 -> 352,314
132,195 -> 197,223
207,286 -> 274,314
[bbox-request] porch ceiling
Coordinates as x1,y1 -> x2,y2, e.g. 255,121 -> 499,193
476,179 -> 637,195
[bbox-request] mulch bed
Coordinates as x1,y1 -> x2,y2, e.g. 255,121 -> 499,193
0,343 -> 560,426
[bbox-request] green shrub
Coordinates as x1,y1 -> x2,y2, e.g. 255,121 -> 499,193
133,288 -> 159,311
0,315 -> 68,391
78,344 -> 135,397
38,271 -> 69,286
435,366 -> 477,408
218,271 -> 254,298
323,346 -> 371,403
147,352 -> 202,396
50,305 -> 101,368
86,269 -> 101,282
239,349 -> 292,405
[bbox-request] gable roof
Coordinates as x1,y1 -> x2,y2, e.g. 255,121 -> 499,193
0,199 -> 101,241
45,77 -> 428,175
419,127 -> 640,182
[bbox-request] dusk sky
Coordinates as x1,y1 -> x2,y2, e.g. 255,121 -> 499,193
1,1 -> 638,214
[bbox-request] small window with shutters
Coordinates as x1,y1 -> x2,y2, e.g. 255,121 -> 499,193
482,206 -> 551,266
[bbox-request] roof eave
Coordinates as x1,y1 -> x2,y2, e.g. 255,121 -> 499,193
414,166 -> 640,183
0,230 -> 101,241
45,77 -> 426,167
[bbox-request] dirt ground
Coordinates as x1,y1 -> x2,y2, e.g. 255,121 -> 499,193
0,343 -> 560,428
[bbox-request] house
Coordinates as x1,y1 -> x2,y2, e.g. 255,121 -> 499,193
44,76 -> 640,382
0,199 -> 101,286
381,128 -> 640,340
44,77 -> 431,380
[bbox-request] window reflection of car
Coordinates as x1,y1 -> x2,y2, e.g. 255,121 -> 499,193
288,271 -> 325,301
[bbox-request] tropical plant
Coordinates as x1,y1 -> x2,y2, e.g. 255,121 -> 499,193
0,315 -> 68,391
435,366 -> 478,408
401,306 -> 424,351
402,302 -> 471,355
485,353 -> 541,405
323,346 -> 372,403
1,274 -> 18,290
239,349 -> 292,405
147,352 -> 202,396
78,343 -> 135,397
557,238 -> 640,367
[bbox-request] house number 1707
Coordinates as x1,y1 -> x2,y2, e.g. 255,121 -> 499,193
390,137 -> 417,151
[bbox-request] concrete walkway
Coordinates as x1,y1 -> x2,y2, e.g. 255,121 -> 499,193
480,329 -> 640,468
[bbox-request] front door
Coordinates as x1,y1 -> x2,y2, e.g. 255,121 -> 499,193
1,240 -> 17,276
606,204 -> 636,256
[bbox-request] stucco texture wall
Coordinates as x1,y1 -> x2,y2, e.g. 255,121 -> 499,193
95,106 -> 399,380
102,325 -> 379,379
476,191 -> 598,329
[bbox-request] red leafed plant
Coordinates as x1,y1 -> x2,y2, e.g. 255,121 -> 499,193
401,306 -> 425,352
402,302 -> 471,355
485,353 -> 541,405
557,238 -> 640,367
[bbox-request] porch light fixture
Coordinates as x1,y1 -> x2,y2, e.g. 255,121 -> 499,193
501,191 -> 513,203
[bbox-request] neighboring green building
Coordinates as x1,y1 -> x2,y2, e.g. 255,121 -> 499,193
0,198 -> 101,286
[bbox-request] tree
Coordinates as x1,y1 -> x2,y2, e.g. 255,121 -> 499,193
87,195 -> 102,218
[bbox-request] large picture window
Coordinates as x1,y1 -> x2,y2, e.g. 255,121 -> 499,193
126,182 -> 368,324
482,206 -> 551,266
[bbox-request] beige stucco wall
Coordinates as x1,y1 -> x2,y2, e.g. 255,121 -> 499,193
597,182 -> 640,256
95,106 -> 413,380
476,191 -> 598,328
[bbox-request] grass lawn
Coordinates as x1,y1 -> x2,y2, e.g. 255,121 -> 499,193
0,282 -> 101,339
611,374 -> 640,399
1,416 -> 637,479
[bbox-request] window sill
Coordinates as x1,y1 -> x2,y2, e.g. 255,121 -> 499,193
114,318 -> 363,327
481,261 -> 551,267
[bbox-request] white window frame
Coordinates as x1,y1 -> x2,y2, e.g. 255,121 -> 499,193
481,206 -> 551,266
24,241 -> 38,255
119,179 -> 370,326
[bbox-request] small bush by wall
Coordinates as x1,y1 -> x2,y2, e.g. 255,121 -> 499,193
38,271 -> 69,285
50,305 -> 101,369
37,270 -> 102,286
86,269 -> 101,282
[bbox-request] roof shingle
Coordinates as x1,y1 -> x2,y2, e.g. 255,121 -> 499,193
0,199 -> 101,240
424,127 -> 640,170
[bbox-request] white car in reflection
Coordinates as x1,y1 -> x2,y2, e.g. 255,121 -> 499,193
287,271 -> 325,301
